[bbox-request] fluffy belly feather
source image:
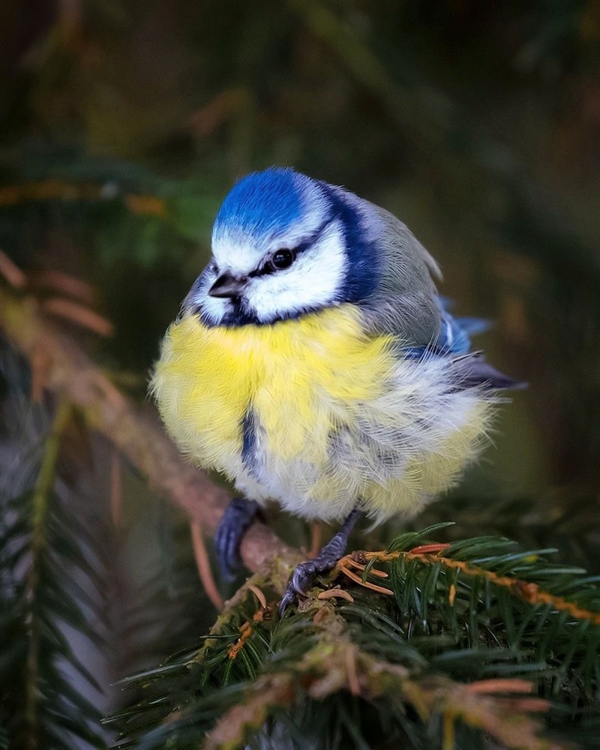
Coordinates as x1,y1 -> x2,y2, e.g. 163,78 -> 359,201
151,305 -> 491,522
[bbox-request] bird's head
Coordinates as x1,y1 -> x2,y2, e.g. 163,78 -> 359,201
185,168 -> 379,326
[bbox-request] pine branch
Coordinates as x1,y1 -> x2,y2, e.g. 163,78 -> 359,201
343,545 -> 600,627
204,602 -> 558,750
108,525 -> 599,749
0,154 -> 221,249
0,359 -> 108,749
24,396 -> 73,750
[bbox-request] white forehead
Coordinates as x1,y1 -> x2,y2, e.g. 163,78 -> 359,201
211,181 -> 330,274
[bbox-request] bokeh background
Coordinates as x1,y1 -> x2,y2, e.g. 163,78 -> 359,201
1,1 -> 599,747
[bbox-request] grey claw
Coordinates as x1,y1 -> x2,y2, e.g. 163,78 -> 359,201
215,498 -> 259,581
278,591 -> 296,615
278,509 -> 362,615
278,560 -> 322,615
290,560 -> 317,594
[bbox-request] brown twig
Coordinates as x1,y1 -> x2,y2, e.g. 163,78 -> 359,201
0,286 -> 298,578
308,521 -> 323,558
0,250 -> 27,288
109,450 -> 122,528
352,547 -> 600,626
31,269 -> 96,304
41,298 -> 114,337
228,607 -> 266,660
0,180 -> 167,218
317,587 -> 354,602
191,521 -> 224,611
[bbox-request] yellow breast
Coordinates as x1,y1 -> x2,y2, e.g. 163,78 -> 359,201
151,305 -> 395,476
152,304 -> 492,522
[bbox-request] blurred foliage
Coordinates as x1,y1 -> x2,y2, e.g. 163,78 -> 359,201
1,0 -> 599,747
0,340 -> 218,748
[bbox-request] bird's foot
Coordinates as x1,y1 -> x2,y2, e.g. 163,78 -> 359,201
279,509 -> 361,614
279,556 -> 336,613
215,498 -> 259,581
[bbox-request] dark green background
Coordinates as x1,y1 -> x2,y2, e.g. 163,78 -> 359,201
1,0 -> 599,742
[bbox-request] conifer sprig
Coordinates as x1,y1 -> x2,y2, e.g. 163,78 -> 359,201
0,394 -> 107,750
109,526 -> 600,749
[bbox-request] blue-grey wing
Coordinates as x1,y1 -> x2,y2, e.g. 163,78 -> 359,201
401,298 -> 524,391
361,202 -> 523,391
404,296 -> 489,357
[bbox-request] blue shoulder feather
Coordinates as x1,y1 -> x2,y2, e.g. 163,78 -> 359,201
403,298 -> 525,391
404,297 -> 489,357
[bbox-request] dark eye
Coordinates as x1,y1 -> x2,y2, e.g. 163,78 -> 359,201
270,248 -> 295,270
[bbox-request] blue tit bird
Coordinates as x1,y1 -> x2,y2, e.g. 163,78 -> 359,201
151,167 -> 522,610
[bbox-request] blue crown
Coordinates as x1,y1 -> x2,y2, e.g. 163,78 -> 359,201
213,167 -> 305,240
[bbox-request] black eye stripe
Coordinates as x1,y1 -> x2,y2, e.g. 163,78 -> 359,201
248,216 -> 337,278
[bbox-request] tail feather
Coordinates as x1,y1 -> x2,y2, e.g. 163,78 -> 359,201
450,353 -> 527,391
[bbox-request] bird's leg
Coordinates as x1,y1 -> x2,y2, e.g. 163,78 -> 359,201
215,497 -> 260,581
279,508 -> 362,614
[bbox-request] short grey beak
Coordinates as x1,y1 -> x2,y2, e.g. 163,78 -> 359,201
208,273 -> 248,299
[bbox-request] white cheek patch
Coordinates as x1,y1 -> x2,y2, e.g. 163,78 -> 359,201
246,222 -> 347,322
